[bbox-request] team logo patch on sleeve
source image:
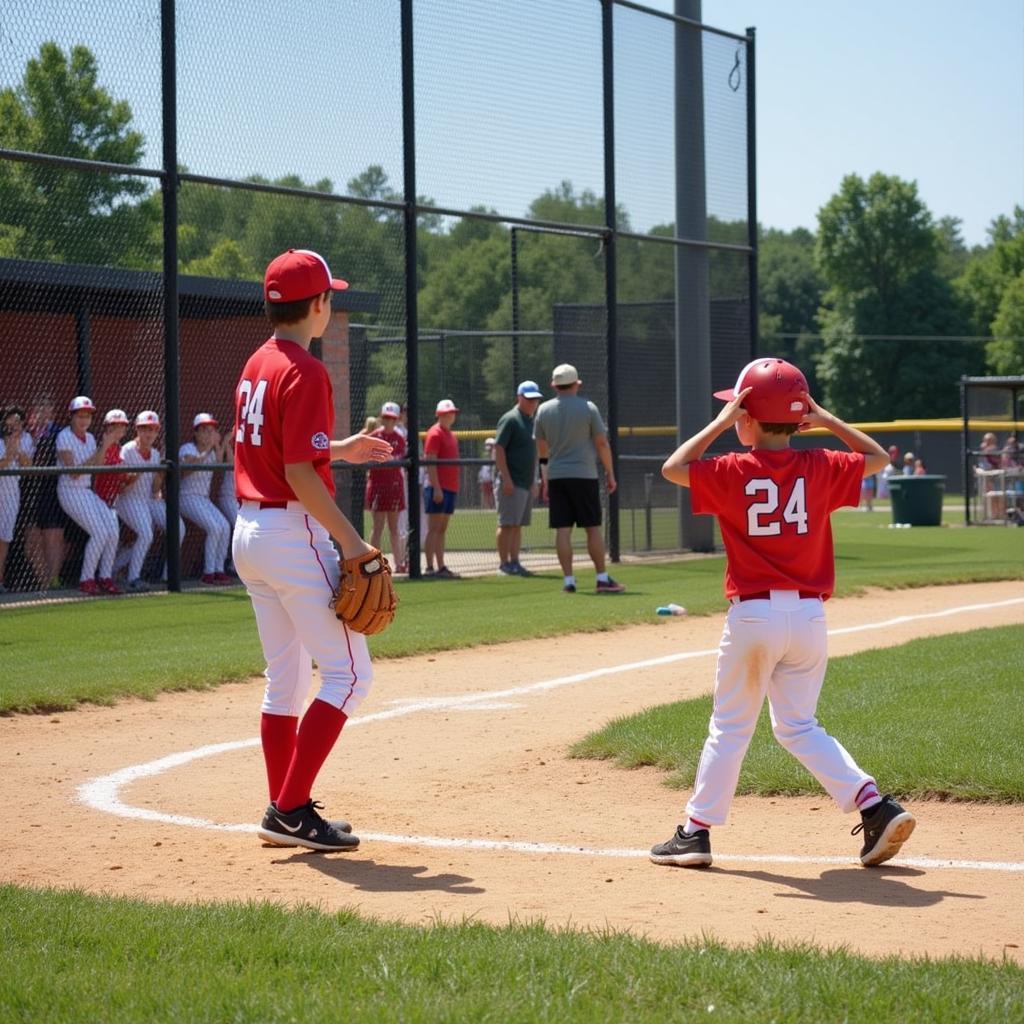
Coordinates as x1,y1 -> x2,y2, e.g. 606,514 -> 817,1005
311,431 -> 330,450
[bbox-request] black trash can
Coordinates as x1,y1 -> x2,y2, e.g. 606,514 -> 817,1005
888,475 -> 945,526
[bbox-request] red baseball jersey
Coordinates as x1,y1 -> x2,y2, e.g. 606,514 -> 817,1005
424,422 -> 460,492
233,337 -> 335,501
367,426 -> 407,484
689,447 -> 864,600
93,443 -> 125,506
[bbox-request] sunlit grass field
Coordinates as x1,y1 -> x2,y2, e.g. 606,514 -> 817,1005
3,886 -> 1022,1024
572,624 -> 1024,802
3,507 -> 1023,1018
2,506 -> 1021,713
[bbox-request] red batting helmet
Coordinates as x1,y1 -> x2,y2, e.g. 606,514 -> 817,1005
713,358 -> 809,423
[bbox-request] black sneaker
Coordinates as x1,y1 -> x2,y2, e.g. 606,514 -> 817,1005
596,577 -> 626,594
258,801 -> 359,852
563,582 -> 576,593
650,826 -> 713,868
852,795 -> 915,866
511,562 -> 534,577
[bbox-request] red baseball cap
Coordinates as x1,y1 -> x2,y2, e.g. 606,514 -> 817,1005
263,249 -> 349,303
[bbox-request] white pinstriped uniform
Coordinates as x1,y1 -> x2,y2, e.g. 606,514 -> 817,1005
179,443 -> 230,574
115,441 -> 183,581
56,427 -> 118,581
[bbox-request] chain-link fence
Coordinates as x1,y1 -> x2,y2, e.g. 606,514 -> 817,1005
0,0 -> 755,601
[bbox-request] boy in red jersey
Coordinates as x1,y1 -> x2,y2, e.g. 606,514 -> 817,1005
365,401 -> 407,572
650,359 -> 916,869
423,398 -> 461,578
233,249 -> 391,852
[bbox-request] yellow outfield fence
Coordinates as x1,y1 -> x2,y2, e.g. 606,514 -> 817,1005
446,419 -> 1024,442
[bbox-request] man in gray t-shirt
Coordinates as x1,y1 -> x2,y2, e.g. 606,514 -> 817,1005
533,363 -> 625,595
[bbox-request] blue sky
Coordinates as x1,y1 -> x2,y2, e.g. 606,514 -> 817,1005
696,0 -> 1024,246
1,0 -> 1021,247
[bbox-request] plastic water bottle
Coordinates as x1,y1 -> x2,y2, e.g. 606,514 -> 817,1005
656,603 -> 687,616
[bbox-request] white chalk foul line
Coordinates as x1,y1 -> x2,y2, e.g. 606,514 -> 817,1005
77,596 -> 1024,873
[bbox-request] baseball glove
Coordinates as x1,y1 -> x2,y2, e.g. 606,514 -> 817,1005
332,547 -> 398,636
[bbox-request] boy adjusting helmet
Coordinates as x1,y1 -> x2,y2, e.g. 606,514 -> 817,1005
714,358 -> 809,424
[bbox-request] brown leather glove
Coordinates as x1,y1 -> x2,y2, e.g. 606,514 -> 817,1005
332,548 -> 398,636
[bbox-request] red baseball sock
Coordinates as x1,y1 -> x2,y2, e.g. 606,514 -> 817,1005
275,700 -> 347,813
260,713 -> 298,802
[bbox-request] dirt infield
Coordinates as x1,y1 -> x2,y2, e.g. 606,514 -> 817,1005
3,580 -> 1023,963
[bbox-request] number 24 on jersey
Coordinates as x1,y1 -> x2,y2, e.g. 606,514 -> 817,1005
745,477 -> 808,536
236,379 -> 268,447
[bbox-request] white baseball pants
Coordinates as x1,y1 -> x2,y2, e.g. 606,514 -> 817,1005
58,484 -> 119,581
180,494 -> 230,574
232,502 -> 373,718
686,592 -> 875,826
116,497 -> 183,581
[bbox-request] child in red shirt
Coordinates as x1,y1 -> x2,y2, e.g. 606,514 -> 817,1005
423,398 -> 460,577
650,359 -> 916,869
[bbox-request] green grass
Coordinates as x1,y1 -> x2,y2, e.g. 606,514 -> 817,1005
571,625 -> 1024,802
1,509 -> 1022,713
2,886 -> 1021,1024
428,498 -> 978,555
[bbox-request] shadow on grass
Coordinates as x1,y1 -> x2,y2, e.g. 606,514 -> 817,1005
271,852 -> 485,895
717,865 -> 984,907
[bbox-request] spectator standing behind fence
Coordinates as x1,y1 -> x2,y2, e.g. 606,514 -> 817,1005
478,439 -> 496,510
0,405 -> 34,593
875,444 -> 900,500
180,412 -> 232,586
534,363 -> 625,594
24,395 -> 66,590
114,410 -> 182,592
366,401 -> 407,573
423,398 -> 461,578
93,409 -> 129,508
493,379 -> 543,576
56,396 -> 122,596
858,470 -> 876,512
395,403 -> 411,559
902,451 -> 915,476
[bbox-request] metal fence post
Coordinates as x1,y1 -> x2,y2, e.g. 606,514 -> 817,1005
746,26 -> 758,361
602,0 -> 620,562
161,0 -> 181,592
510,226 -> 520,385
401,0 -> 421,579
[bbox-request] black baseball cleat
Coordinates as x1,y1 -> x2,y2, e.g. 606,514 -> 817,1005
258,801 -> 359,852
649,826 -> 713,868
852,795 -> 916,866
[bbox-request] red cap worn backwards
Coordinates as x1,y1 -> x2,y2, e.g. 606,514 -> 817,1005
713,358 -> 809,424
263,249 -> 349,303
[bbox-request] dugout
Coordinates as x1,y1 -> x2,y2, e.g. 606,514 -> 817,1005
0,257 -> 381,589
959,375 -> 1024,526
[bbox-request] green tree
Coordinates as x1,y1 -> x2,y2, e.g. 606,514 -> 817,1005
816,269 -> 983,420
934,215 -> 971,281
817,172 -> 937,313
181,239 -> 257,280
757,226 -> 824,389
988,274 -> 1024,374
956,207 -> 1024,362
814,173 -> 975,419
0,42 -> 156,266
